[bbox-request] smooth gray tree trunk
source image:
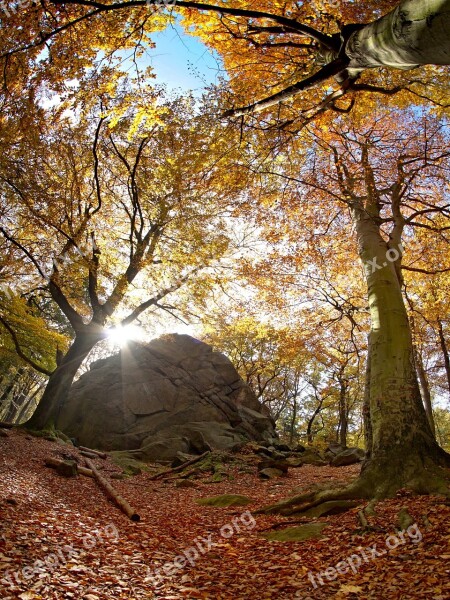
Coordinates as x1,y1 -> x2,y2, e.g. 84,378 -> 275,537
346,0 -> 450,71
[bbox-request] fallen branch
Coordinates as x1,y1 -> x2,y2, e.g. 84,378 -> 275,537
78,446 -> 107,459
259,519 -> 309,531
80,450 -> 102,460
148,451 -> 210,481
166,465 -> 202,480
45,457 -> 93,478
85,457 -> 140,522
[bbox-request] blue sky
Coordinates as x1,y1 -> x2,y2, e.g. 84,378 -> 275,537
148,22 -> 223,92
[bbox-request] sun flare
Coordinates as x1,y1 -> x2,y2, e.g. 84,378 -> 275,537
106,324 -> 144,347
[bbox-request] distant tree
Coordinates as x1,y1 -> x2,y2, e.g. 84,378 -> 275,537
203,314 -> 308,420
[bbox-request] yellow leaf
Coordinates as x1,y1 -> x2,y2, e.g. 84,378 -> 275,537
339,585 -> 363,594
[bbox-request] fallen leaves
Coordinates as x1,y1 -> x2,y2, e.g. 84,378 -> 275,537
0,430 -> 449,599
339,584 -> 363,594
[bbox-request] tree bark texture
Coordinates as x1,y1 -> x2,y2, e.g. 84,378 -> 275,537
25,328 -> 103,430
352,207 -> 448,493
346,0 -> 450,71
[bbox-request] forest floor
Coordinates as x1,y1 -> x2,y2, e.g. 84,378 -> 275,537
0,429 -> 449,600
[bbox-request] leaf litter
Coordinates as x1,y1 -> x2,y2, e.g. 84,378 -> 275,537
0,430 -> 449,599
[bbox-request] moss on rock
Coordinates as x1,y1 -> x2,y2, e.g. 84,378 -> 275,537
261,523 -> 328,541
110,451 -> 150,476
196,494 -> 253,507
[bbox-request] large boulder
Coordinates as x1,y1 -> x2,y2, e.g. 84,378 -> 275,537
57,334 -> 277,461
330,447 -> 365,466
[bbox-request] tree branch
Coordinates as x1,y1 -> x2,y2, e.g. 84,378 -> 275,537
120,268 -> 200,326
47,278 -> 84,330
91,116 -> 106,216
351,81 -> 450,108
402,265 -> 450,275
0,316 -> 53,376
0,227 -> 48,280
0,7 -> 107,59
87,232 -> 101,313
222,58 -> 348,117
351,82 -> 408,95
51,0 -> 338,50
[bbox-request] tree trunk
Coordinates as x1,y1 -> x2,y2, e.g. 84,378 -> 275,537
338,377 -> 348,448
306,395 -> 324,445
15,382 -> 45,424
289,397 -> 298,446
437,319 -> 450,394
24,327 -> 103,430
346,0 -> 450,72
414,344 -> 436,437
0,367 -> 24,407
352,209 -> 449,496
362,340 -> 373,457
306,417 -> 314,445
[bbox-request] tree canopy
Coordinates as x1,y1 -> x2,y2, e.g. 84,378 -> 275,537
0,0 -> 449,509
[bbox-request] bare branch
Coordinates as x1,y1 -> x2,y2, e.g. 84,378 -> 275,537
402,265 -> 450,275
91,116 -> 106,216
120,267 -> 200,326
0,227 -> 48,280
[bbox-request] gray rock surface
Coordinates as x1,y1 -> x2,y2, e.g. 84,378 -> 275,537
259,467 -> 284,479
330,447 -> 365,466
58,334 -> 277,461
294,448 -> 328,466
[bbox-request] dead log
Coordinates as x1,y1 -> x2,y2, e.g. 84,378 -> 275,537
78,446 -> 107,459
45,457 -> 93,478
148,451 -> 210,481
84,457 -> 140,522
76,465 -> 95,478
45,458 -> 77,477
80,450 -> 102,460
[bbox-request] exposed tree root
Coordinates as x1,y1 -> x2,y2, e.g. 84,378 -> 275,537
397,507 -> 414,530
358,508 -> 369,530
364,499 -> 377,516
256,457 -> 450,517
256,481 -> 366,516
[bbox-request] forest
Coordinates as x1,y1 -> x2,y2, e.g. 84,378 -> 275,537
0,0 -> 449,598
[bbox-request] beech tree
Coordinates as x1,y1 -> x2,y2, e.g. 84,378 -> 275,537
1,0 -> 448,124
251,109 -> 450,514
0,91 -> 253,429
1,0 -> 449,507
